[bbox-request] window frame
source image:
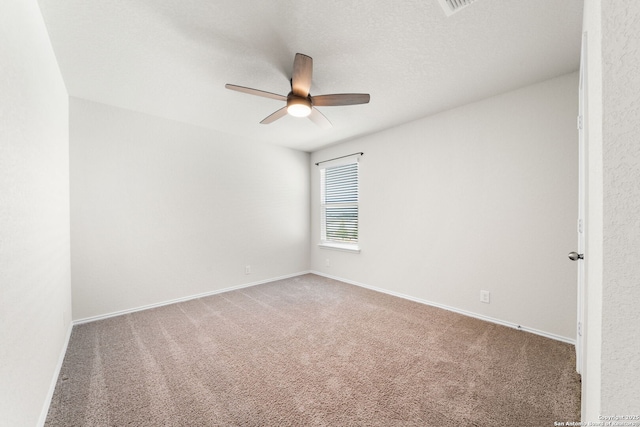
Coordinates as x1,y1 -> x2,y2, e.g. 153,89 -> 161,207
318,157 -> 361,253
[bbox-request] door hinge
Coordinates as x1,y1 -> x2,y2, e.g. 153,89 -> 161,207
577,115 -> 583,130
578,218 -> 583,234
578,322 -> 582,337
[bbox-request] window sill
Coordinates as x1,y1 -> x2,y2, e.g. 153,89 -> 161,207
318,242 -> 361,253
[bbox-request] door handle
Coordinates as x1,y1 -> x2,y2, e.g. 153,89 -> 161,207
568,252 -> 584,261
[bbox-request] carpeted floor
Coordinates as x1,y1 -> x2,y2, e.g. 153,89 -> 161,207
45,274 -> 581,426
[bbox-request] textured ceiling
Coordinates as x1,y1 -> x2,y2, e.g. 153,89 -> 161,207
38,0 -> 584,152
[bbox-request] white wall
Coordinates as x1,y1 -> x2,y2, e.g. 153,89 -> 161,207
582,0 -> 640,419
70,98 -> 310,320
600,0 -> 640,415
311,73 -> 579,341
0,2 -> 72,426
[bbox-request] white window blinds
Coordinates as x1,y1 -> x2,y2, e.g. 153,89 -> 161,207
321,161 -> 359,244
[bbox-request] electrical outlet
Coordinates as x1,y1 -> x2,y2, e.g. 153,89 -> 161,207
245,265 -> 251,275
480,290 -> 490,304
325,258 -> 331,267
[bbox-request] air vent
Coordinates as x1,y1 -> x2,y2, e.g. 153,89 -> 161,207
436,0 -> 477,16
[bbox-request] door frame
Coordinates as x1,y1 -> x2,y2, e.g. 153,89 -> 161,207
575,32 -> 588,375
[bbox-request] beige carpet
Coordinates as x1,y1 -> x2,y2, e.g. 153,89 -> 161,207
45,274 -> 580,426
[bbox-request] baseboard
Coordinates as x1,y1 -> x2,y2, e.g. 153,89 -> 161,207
37,321 -> 74,427
310,271 -> 576,345
73,271 -> 312,325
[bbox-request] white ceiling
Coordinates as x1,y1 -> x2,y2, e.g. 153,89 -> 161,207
38,0 -> 584,152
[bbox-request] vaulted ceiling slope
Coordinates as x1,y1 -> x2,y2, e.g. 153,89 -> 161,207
38,0 -> 583,152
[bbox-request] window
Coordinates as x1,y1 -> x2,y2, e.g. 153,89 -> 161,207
319,159 -> 360,252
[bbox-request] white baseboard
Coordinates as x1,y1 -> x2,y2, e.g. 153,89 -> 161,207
73,271 -> 312,325
37,321 -> 74,427
310,271 -> 575,345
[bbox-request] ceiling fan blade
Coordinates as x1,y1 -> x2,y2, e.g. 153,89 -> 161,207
312,93 -> 371,106
260,107 -> 288,124
308,107 -> 332,129
225,84 -> 287,101
291,53 -> 313,97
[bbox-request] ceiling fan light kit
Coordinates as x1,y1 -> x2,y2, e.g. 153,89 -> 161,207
287,96 -> 312,117
225,53 -> 370,128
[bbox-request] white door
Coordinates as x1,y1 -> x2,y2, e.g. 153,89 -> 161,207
572,32 -> 588,375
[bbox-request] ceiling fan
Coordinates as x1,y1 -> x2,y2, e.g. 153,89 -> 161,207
225,53 -> 370,128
